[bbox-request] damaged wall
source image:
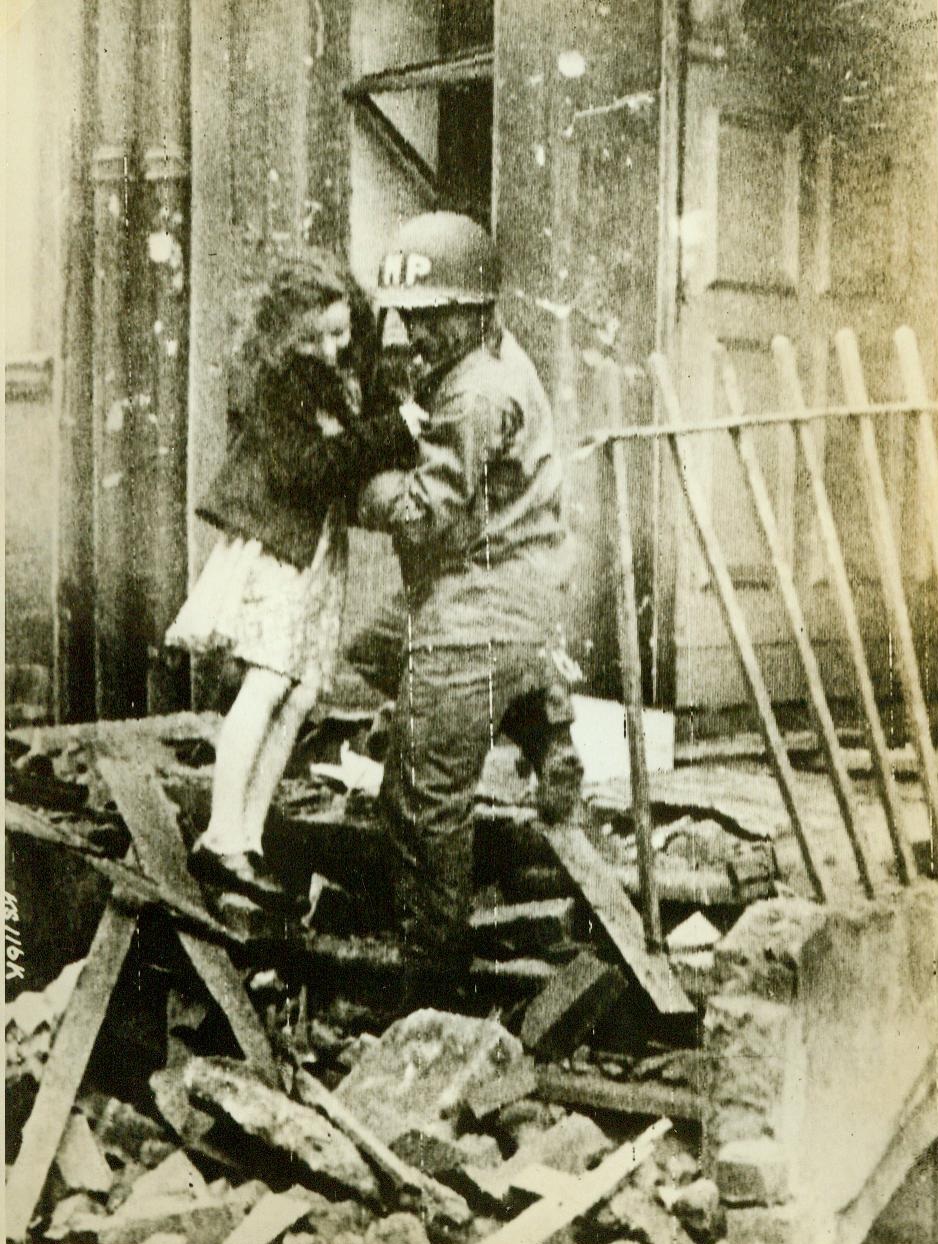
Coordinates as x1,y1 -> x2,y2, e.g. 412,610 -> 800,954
702,886 -> 938,1243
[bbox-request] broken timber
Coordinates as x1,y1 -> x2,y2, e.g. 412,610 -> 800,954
542,827 -> 694,1015
480,1118 -> 672,1244
4,749 -> 277,1241
536,1066 -> 704,1123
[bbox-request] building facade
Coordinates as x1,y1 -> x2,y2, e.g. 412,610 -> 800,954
5,0 -> 937,728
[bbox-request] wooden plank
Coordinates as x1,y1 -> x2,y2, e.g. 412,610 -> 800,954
649,352 -> 829,902
773,336 -> 916,884
294,1069 -> 419,1195
142,0 -> 190,714
606,366 -> 663,948
895,327 -> 938,591
470,898 -> 575,951
4,901 -> 138,1240
716,345 -> 875,897
542,827 -> 694,1015
835,329 -> 938,849
96,752 -> 278,1080
536,1066 -> 703,1123
479,1119 -> 672,1244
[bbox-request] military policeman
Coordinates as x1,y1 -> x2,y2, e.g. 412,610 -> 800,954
349,211 -> 582,970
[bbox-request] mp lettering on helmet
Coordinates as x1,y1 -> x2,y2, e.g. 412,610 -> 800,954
382,251 -> 432,288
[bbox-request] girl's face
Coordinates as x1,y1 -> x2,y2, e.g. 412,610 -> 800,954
294,298 -> 352,366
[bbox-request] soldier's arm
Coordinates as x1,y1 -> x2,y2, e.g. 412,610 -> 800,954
357,389 -> 495,547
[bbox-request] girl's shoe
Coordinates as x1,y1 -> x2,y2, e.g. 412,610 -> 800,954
189,844 -> 284,905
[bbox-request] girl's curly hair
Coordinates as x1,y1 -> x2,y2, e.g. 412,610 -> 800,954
229,246 -> 378,403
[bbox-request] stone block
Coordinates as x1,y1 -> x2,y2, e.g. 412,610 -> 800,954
463,1054 -> 537,1121
334,1009 -> 524,1146
594,1185 -> 694,1243
712,899 -> 826,1004
390,1129 -> 501,1176
185,1057 -> 378,1200
667,1177 -> 725,1240
519,950 -> 627,1058
716,1137 -> 790,1206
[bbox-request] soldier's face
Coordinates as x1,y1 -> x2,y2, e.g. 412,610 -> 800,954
399,308 -> 445,368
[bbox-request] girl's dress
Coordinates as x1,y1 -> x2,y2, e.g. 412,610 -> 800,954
166,355 -> 414,692
165,510 -> 347,694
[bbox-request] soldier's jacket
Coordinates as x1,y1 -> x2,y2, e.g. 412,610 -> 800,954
358,329 -> 571,647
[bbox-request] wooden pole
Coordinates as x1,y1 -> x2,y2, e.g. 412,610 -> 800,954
894,326 -> 938,588
835,328 -> 938,853
603,371 -> 663,949
716,346 -> 875,897
142,0 -> 190,712
773,336 -> 915,885
649,352 -> 828,902
92,0 -> 137,718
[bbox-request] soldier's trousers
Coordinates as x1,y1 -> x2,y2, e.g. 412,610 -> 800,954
346,597 -> 580,964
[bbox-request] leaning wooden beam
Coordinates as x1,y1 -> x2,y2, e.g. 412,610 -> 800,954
716,346 -> 876,897
542,828 -> 694,1015
773,336 -> 915,885
4,901 -> 138,1240
649,353 -> 829,902
5,800 -> 246,944
480,1118 -> 672,1244
834,329 -> 938,847
894,327 -> 938,591
605,362 -> 662,948
96,751 -> 279,1079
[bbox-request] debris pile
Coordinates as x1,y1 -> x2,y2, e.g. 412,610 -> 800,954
8,989 -> 723,1243
4,710 -> 782,1242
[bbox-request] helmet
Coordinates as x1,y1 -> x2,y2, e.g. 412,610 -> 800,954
375,212 -> 499,309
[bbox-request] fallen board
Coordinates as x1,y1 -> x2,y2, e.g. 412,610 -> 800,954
480,1118 -> 672,1244
542,828 -> 694,1015
536,1067 -> 703,1122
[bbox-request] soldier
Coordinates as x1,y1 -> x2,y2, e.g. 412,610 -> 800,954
349,211 -> 583,973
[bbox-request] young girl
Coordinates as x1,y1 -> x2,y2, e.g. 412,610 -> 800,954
166,248 -> 416,898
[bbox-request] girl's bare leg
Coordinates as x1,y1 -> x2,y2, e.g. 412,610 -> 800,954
240,682 -> 319,853
198,665 -> 293,857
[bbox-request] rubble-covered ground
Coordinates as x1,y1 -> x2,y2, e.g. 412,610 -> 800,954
7,709 -> 932,1243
